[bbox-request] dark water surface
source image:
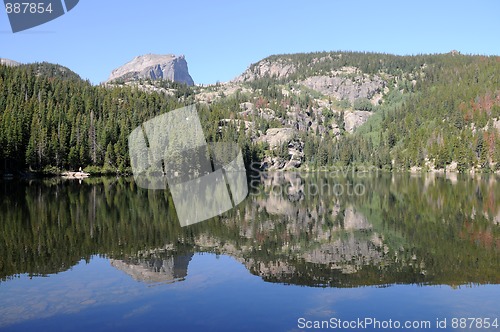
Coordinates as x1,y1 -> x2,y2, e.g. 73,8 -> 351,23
1,173 -> 499,331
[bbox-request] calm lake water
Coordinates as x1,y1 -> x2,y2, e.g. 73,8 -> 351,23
1,173 -> 499,331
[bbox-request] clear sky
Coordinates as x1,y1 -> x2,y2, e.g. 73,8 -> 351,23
1,0 -> 499,85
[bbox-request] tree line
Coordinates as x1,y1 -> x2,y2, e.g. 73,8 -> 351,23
2,52 -> 500,174
0,63 -> 187,173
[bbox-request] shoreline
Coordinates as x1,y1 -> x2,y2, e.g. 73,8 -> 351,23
2,166 -> 500,180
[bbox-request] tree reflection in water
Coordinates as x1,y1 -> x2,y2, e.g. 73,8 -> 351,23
0,173 -> 499,287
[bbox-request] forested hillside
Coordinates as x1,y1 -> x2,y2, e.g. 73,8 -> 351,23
0,63 -> 185,173
1,52 -> 500,175
232,51 -> 500,172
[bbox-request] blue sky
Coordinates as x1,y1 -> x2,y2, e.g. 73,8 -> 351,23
1,0 -> 499,85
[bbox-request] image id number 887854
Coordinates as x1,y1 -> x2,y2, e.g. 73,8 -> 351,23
5,2 -> 53,14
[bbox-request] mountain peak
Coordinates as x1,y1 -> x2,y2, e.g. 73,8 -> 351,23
0,58 -> 21,67
107,54 -> 194,86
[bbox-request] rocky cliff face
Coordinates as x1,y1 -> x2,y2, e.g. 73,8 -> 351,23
344,110 -> 373,133
233,58 -> 296,82
227,56 -> 387,172
300,74 -> 386,102
233,57 -> 386,104
107,54 -> 194,86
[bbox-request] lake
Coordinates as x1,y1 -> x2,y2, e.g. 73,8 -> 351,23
1,172 -> 499,331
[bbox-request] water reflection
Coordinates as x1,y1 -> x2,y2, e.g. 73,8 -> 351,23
0,173 -> 499,287
110,251 -> 193,284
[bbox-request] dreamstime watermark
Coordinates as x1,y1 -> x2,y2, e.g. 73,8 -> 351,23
128,105 -> 248,227
4,0 -> 79,33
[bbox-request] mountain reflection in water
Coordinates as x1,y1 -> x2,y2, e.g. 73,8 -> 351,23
0,172 -> 499,287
